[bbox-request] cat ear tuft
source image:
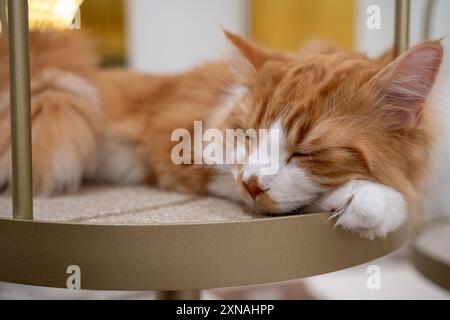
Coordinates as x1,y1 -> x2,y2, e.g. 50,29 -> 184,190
223,30 -> 271,71
373,41 -> 443,130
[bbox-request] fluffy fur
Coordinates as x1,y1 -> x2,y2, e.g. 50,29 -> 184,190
0,31 -> 444,239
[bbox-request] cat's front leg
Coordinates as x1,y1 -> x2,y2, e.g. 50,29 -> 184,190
316,180 -> 407,239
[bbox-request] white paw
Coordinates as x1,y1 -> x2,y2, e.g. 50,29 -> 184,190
317,180 -> 407,239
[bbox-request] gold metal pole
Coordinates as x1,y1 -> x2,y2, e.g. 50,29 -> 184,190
422,0 -> 435,42
155,290 -> 201,300
0,0 -> 7,34
244,0 -> 252,38
394,0 -> 410,57
8,0 -> 33,220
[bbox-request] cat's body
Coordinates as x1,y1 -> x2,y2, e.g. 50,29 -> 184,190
0,31 -> 445,239
1,32 -> 234,195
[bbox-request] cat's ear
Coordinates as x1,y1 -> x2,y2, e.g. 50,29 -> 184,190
223,30 -> 272,70
372,41 -> 443,130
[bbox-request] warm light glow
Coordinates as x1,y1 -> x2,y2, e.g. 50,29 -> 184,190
28,0 -> 83,30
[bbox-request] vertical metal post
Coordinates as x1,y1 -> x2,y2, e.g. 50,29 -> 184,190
155,290 -> 201,300
0,0 -> 7,34
244,0 -> 252,39
394,0 -> 410,57
421,0 -> 435,42
8,0 -> 33,220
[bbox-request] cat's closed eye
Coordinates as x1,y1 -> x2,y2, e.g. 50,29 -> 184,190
287,152 -> 312,164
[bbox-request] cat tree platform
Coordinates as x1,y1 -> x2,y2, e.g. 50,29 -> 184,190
0,0 -> 416,299
411,219 -> 450,291
0,185 -> 409,294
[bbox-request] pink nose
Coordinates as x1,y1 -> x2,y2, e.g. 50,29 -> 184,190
242,178 -> 264,199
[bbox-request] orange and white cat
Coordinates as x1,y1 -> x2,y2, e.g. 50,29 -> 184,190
0,30 -> 444,239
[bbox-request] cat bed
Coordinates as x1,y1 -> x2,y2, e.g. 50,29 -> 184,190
0,185 -> 410,291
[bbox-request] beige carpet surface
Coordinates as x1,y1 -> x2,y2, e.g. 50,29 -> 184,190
0,185 -> 259,225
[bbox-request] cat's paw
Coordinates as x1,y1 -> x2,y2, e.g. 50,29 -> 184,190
317,180 -> 407,239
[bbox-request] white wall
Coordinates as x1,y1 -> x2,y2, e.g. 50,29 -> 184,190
126,0 -> 249,73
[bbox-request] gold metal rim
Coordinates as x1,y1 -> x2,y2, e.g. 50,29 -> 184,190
0,213 -> 410,291
411,221 -> 450,291
411,247 -> 450,291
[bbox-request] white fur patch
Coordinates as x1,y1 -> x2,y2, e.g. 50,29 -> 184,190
241,120 -> 326,212
49,144 -> 89,194
89,134 -> 146,185
317,180 -> 407,239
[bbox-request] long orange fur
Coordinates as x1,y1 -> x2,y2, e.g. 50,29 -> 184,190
0,30 -> 443,227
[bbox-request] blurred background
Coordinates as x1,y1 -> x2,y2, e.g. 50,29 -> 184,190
9,0 -> 450,69
10,0 -> 449,69
0,0 -> 449,299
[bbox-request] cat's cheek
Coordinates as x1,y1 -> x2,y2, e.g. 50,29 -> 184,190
206,171 -> 243,203
254,193 -> 283,213
264,164 -> 326,212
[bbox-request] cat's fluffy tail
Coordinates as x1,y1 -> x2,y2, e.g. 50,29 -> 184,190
0,31 -> 101,195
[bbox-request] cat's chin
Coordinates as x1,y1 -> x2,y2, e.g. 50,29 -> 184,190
240,198 -> 306,215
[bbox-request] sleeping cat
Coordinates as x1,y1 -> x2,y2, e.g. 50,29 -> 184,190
0,30 -> 444,239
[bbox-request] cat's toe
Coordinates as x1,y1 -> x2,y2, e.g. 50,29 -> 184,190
319,180 -> 407,239
336,181 -> 407,239
317,181 -> 355,213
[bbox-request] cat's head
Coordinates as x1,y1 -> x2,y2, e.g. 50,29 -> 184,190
219,31 -> 443,213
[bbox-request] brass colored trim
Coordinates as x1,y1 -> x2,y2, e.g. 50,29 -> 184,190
411,220 -> 450,291
0,0 -> 7,34
394,0 -> 410,57
0,214 -> 410,291
411,247 -> 450,291
7,0 -> 33,220
244,0 -> 252,38
422,0 -> 435,42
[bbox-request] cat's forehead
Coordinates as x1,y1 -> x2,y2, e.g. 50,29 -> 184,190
252,54 -> 374,95
237,53 -> 379,131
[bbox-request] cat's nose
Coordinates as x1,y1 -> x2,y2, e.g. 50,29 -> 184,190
242,177 -> 264,199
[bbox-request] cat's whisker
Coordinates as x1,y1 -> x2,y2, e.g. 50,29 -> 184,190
328,209 -> 344,221
308,199 -> 331,213
334,214 -> 347,228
